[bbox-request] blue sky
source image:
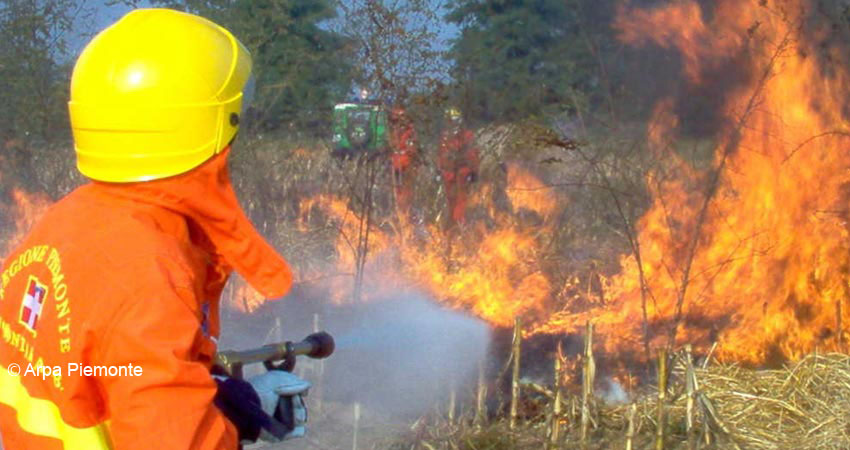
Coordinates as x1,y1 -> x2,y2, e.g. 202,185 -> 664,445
68,2 -> 142,57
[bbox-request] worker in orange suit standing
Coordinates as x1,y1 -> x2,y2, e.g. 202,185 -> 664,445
438,107 -> 480,228
0,9 -> 310,450
388,106 -> 419,216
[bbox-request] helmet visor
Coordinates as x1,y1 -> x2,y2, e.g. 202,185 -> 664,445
241,73 -> 256,119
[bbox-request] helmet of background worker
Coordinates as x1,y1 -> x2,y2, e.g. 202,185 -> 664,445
68,8 -> 253,182
390,106 -> 408,124
446,107 -> 463,125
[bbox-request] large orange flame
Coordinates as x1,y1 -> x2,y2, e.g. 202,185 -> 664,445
291,164 -> 561,327
535,0 -> 850,365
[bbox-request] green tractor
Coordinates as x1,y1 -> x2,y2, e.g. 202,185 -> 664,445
331,103 -> 389,159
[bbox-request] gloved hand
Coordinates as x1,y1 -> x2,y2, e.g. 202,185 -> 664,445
212,375 -> 270,443
212,370 -> 311,444
248,370 -> 312,442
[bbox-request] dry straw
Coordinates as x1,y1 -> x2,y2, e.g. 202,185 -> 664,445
399,352 -> 850,449
604,351 -> 850,449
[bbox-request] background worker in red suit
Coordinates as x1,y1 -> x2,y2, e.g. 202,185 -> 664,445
438,107 -> 480,227
388,106 -> 418,214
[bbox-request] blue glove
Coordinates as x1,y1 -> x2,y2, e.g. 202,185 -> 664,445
248,370 -> 312,441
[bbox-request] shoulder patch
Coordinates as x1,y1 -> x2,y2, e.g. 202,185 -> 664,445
19,275 -> 48,335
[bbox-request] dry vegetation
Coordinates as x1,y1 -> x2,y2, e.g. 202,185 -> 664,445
387,352 -> 850,450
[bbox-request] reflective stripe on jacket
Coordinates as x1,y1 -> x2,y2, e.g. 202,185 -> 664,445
0,367 -> 111,449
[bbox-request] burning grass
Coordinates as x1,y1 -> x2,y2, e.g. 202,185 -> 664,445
393,352 -> 850,449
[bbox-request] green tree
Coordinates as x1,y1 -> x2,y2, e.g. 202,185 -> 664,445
0,0 -> 94,142
151,0 -> 353,134
332,0 -> 448,102
445,0 -> 599,124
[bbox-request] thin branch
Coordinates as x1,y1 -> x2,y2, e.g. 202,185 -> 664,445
782,130 -> 850,164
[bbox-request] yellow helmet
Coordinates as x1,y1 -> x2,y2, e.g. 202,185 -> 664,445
446,107 -> 462,122
68,9 -> 253,182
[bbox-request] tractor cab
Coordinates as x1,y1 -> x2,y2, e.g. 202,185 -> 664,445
331,102 -> 388,159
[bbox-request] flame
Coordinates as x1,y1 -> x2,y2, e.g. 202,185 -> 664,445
403,163 -> 561,326
296,194 -> 398,304
230,278 -> 266,313
505,164 -> 558,219
289,165 -> 561,327
406,227 -> 550,327
299,194 -> 393,272
535,0 -> 850,365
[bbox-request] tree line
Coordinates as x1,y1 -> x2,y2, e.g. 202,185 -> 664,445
2,0 -> 849,147
0,0 -> 652,141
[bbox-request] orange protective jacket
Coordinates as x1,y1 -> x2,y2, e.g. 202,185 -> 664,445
0,148 -> 292,449
438,128 -> 479,181
389,123 -> 418,171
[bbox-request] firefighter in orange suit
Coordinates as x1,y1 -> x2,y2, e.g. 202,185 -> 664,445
0,9 -> 307,449
438,108 -> 480,227
388,107 -> 418,214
